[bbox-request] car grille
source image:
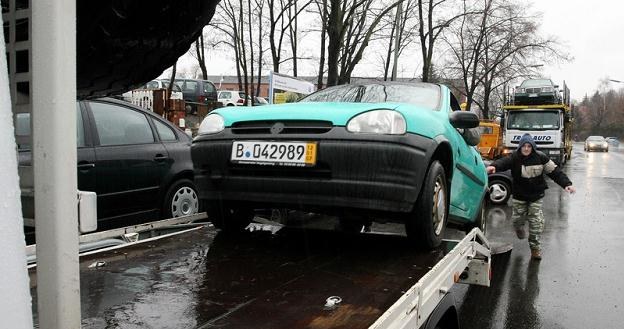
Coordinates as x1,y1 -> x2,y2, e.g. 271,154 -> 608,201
231,120 -> 333,135
525,88 -> 541,93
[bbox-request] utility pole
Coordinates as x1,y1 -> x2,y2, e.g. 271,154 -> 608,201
391,1 -> 403,81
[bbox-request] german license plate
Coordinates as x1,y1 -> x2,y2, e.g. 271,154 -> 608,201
529,93 -> 538,97
231,141 -> 317,166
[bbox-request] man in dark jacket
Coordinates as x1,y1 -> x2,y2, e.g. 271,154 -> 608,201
486,133 -> 576,260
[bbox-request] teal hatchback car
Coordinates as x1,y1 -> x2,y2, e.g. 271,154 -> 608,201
192,82 -> 487,248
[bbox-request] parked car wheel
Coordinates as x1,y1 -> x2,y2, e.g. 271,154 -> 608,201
488,178 -> 511,205
406,161 -> 448,249
207,202 -> 254,232
162,179 -> 200,219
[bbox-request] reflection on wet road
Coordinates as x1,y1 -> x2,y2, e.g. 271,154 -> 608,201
456,143 -> 624,329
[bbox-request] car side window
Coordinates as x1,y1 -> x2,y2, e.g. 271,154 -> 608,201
14,104 -> 85,149
450,92 -> 461,112
153,119 -> 177,142
184,81 -> 198,92
90,102 -> 155,146
204,82 -> 216,93
76,103 -> 86,147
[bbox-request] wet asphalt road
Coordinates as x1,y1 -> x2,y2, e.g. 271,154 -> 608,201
455,143 -> 624,329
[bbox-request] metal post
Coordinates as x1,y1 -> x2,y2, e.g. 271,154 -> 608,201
0,11 -> 34,329
32,0 -> 81,328
391,2 -> 403,81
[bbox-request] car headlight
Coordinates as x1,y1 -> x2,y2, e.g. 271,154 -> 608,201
603,142 -> 608,147
198,114 -> 225,135
346,110 -> 406,135
517,88 -> 525,93
542,87 -> 553,92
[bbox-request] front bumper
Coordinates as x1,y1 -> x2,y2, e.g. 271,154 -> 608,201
192,127 -> 434,213
586,144 -> 608,151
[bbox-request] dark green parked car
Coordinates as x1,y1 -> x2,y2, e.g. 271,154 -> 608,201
192,82 -> 488,248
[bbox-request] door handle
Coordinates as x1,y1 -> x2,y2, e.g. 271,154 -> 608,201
77,163 -> 95,170
154,154 -> 168,162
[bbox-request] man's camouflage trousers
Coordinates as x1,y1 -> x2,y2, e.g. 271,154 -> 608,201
511,198 -> 544,250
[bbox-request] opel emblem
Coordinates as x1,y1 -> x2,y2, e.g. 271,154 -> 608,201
271,122 -> 285,134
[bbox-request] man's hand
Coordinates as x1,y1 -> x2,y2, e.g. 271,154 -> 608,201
565,185 -> 576,194
486,166 -> 496,174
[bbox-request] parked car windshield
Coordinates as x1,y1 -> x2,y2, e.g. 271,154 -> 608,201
300,83 -> 441,110
586,136 -> 605,141
507,111 -> 560,130
520,79 -> 553,87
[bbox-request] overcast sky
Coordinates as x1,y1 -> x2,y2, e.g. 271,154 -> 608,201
175,0 -> 624,101
534,0 -> 624,100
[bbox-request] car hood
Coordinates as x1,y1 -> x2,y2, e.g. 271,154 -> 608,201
213,102 -> 407,126
212,102 -> 445,136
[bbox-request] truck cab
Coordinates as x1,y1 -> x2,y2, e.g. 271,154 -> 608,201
501,81 -> 573,165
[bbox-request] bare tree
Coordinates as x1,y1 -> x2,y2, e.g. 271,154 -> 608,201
417,0 -> 470,82
324,0 -> 402,86
442,0 -> 569,118
268,0 -> 313,73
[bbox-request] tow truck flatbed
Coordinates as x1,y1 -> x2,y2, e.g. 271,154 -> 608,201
28,219 -> 490,328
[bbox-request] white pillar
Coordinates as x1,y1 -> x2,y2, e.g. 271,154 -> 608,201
32,0 -> 81,328
0,14 -> 34,329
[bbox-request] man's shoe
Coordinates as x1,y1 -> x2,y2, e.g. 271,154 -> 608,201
531,249 -> 542,260
515,227 -> 526,239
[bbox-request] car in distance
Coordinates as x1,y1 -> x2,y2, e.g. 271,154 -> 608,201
19,98 -> 199,228
584,135 -> 609,152
218,90 -> 248,106
173,78 -> 218,114
514,78 -> 561,105
191,82 -> 488,249
605,137 -> 620,148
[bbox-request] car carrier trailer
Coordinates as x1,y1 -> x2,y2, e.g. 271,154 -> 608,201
27,215 -> 491,329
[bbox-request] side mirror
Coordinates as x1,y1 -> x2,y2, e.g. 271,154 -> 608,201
449,111 -> 479,129
462,128 -> 481,146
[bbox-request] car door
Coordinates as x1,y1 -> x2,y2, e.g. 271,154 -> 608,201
77,102 -> 97,195
447,94 -> 485,220
85,100 -> 169,220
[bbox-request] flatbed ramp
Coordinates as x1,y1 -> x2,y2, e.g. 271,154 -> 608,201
29,224 -> 489,328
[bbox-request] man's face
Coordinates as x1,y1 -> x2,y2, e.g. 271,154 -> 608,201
521,143 -> 532,156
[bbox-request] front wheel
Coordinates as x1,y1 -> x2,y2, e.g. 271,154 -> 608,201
405,161 -> 448,249
162,179 -> 200,219
488,179 -> 511,205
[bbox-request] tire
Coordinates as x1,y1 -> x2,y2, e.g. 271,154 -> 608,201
465,197 -> 487,234
77,0 -> 220,99
487,179 -> 511,205
405,161 -> 448,249
162,179 -> 200,219
206,201 -> 254,233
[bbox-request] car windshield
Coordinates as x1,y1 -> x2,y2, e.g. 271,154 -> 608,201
299,83 -> 441,110
507,111 -> 560,130
587,136 -> 605,141
520,79 -> 553,87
